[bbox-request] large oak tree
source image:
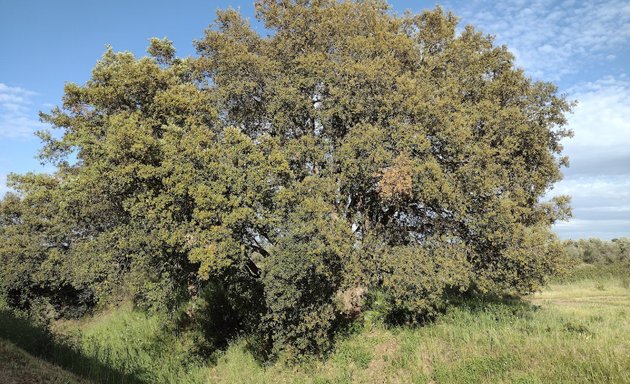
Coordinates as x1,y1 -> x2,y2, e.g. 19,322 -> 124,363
0,1 -> 572,358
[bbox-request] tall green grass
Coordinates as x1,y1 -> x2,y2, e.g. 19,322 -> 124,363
0,299 -> 206,383
0,340 -> 88,384
0,303 -> 143,383
53,304 -> 210,383
1,263 -> 629,383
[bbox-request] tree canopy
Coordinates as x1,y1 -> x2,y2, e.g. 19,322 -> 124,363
0,0 -> 572,359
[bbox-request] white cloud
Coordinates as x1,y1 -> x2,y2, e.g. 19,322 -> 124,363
554,218 -> 630,239
0,83 -> 45,139
551,175 -> 630,239
560,76 -> 630,177
565,76 -> 630,147
553,176 -> 630,204
447,0 -> 630,80
546,75 -> 630,239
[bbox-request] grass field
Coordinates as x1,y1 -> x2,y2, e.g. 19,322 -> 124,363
0,340 -> 88,384
1,264 -> 628,383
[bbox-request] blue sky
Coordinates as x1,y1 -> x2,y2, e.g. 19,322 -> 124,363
1,0 -> 628,239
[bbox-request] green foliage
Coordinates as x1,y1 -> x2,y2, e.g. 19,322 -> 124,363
260,195 -> 355,359
381,240 -> 471,323
0,181 -> 96,321
563,237 -> 630,264
0,1 -> 573,359
553,260 -> 630,284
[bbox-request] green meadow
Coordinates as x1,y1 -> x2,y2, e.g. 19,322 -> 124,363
1,262 -> 628,384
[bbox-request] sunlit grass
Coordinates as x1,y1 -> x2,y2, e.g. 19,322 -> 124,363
52,303 -> 208,383
200,270 -> 630,384
1,264 -> 628,383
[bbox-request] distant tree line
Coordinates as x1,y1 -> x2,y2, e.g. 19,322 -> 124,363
564,238 -> 630,264
0,1 -> 573,360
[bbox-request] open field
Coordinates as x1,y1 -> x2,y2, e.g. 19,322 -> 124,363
1,264 -> 629,384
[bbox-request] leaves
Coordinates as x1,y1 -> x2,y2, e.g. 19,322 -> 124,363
0,1 -> 573,359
